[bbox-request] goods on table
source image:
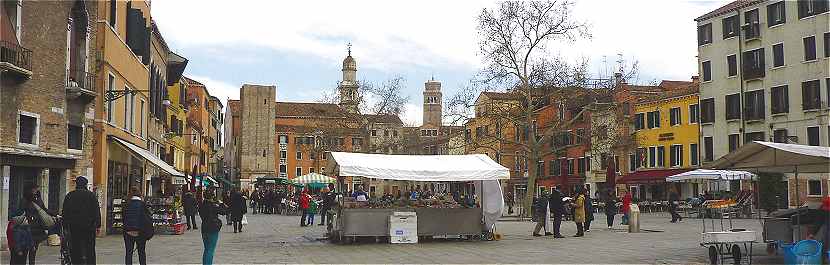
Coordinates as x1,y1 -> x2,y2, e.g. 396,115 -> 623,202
147,197 -> 185,235
702,199 -> 737,209
340,194 -> 468,209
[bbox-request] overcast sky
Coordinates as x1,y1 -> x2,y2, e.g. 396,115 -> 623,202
153,0 -> 730,126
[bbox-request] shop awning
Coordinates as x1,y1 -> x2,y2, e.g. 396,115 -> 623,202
112,137 -> 184,177
215,176 -> 234,186
328,152 -> 509,181
618,169 -> 690,184
666,169 -> 756,182
292,173 -> 336,185
711,141 -> 830,173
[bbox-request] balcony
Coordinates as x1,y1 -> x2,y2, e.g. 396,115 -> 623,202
0,40 -> 33,78
66,70 -> 97,103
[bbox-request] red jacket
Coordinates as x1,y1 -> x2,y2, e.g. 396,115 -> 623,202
6,220 -> 15,251
300,193 -> 310,209
622,194 -> 632,213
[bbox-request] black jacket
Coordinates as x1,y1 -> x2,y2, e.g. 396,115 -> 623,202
229,192 -> 247,217
321,191 -> 336,209
183,193 -> 197,215
123,198 -> 145,232
62,189 -> 101,232
548,189 -> 564,214
198,200 -> 227,233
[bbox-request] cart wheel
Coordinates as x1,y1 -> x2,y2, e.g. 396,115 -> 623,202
731,244 -> 741,265
765,243 -> 777,256
708,246 -> 719,264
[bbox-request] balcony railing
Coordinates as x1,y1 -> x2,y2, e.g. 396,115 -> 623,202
0,40 -> 33,76
66,70 -> 97,102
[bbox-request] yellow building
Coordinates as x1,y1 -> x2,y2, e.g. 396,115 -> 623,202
629,81 -> 700,199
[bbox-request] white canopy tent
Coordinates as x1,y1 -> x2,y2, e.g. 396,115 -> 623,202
666,169 -> 757,182
711,141 -> 830,173
327,152 -> 510,228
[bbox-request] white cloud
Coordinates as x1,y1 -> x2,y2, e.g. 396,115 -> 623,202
186,75 -> 240,111
401,103 -> 423,127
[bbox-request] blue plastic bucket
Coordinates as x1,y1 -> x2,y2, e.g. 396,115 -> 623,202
780,242 -> 796,264
790,240 -> 822,265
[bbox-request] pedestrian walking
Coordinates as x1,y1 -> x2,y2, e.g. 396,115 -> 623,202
10,183 -> 53,264
532,192 -> 552,236
621,192 -> 632,225
61,176 -> 101,264
223,191 -> 232,225
229,188 -> 247,233
199,189 -> 227,265
584,184 -> 594,232
603,189 -> 617,229
299,189 -> 311,226
250,189 -> 259,214
548,185 -> 565,238
572,187 -> 586,237
123,187 -> 152,265
319,185 -> 336,226
183,192 -> 198,230
307,198 -> 318,225
669,191 -> 683,223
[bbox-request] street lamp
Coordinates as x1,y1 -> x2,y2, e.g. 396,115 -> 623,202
105,89 -> 149,102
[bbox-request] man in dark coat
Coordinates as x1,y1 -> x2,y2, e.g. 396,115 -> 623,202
584,184 -> 595,232
548,185 -> 565,238
229,188 -> 247,233
319,184 -> 336,226
62,176 -> 101,265
183,192 -> 198,230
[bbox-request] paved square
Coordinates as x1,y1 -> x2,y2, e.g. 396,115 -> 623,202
3,212 -> 781,264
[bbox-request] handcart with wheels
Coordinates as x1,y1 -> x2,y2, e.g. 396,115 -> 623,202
700,204 -> 757,264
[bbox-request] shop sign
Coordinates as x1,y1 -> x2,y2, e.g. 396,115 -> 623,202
658,133 -> 675,141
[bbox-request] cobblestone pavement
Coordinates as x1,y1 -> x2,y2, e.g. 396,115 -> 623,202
3,212 -> 783,264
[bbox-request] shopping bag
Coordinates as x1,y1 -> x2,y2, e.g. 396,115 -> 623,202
241,215 -> 248,226
47,234 -> 61,246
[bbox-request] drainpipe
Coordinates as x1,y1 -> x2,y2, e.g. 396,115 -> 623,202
737,9 -> 747,144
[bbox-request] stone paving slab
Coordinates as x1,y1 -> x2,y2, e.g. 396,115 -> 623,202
1,212 -> 783,264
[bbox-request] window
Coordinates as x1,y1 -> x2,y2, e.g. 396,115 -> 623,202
107,74 -> 115,123
634,113 -> 645,130
550,159 -> 561,176
278,135 -> 287,143
352,138 -> 363,151
802,80 -> 821,110
690,143 -> 699,166
722,15 -> 740,39
698,23 -> 712,45
670,145 -> 683,167
728,134 -> 740,152
18,112 -> 39,146
825,33 -> 830,57
773,43 -> 785,67
726,94 -> 741,120
124,86 -> 132,131
745,132 -> 765,143
689,104 -> 700,124
279,165 -> 287,175
383,130 -> 389,137
371,130 -> 377,137
701,61 -> 712,81
744,89 -> 765,120
774,129 -> 789,143
804,36 -> 817,61
296,151 -> 302,160
669,107 -> 681,126
727,55 -> 737,77
567,159 -> 575,175
648,147 -> 656,168
628,153 -> 636,172
139,100 -> 145,137
771,85 -> 789,114
798,0 -> 829,18
320,167 -> 325,174
636,148 -> 646,168
295,167 -> 302,177
701,98 -> 715,123
744,9 -> 761,39
704,136 -> 714,162
743,48 -> 766,80
109,0 -> 117,28
808,180 -> 822,196
68,124 -> 83,150
768,1 -> 787,26
279,150 -> 286,159
656,146 -> 665,168
575,129 -> 585,144
309,168 -> 315,174
647,110 -> 660,129
807,126 -> 820,146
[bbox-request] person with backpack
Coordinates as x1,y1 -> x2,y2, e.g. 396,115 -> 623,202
11,183 -> 53,264
123,187 -> 153,265
62,176 -> 101,264
8,214 -> 35,265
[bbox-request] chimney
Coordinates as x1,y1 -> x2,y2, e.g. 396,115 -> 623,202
614,72 -> 625,85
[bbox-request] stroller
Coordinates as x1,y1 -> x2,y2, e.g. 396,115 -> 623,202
57,217 -> 72,265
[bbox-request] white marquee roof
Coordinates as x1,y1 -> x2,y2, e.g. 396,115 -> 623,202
712,141 -> 830,173
666,169 -> 756,182
327,152 -> 510,181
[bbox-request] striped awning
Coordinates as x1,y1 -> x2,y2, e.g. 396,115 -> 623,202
292,173 -> 336,185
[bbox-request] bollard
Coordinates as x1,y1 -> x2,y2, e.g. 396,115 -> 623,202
628,204 -> 640,233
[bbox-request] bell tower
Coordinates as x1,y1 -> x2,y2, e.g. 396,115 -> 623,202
339,43 -> 359,113
422,77 -> 442,128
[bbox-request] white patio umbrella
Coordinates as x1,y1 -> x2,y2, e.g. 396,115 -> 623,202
666,169 -> 757,182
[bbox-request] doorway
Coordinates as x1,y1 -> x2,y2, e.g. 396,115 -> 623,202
8,166 -> 39,216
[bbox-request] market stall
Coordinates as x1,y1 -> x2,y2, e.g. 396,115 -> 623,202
292,173 -> 336,190
326,152 -> 508,244
711,141 -> 830,261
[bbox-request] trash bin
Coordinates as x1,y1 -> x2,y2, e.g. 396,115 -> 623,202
628,204 -> 640,233
787,239 -> 822,265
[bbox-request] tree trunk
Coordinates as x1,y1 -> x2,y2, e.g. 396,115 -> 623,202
522,149 -> 539,218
